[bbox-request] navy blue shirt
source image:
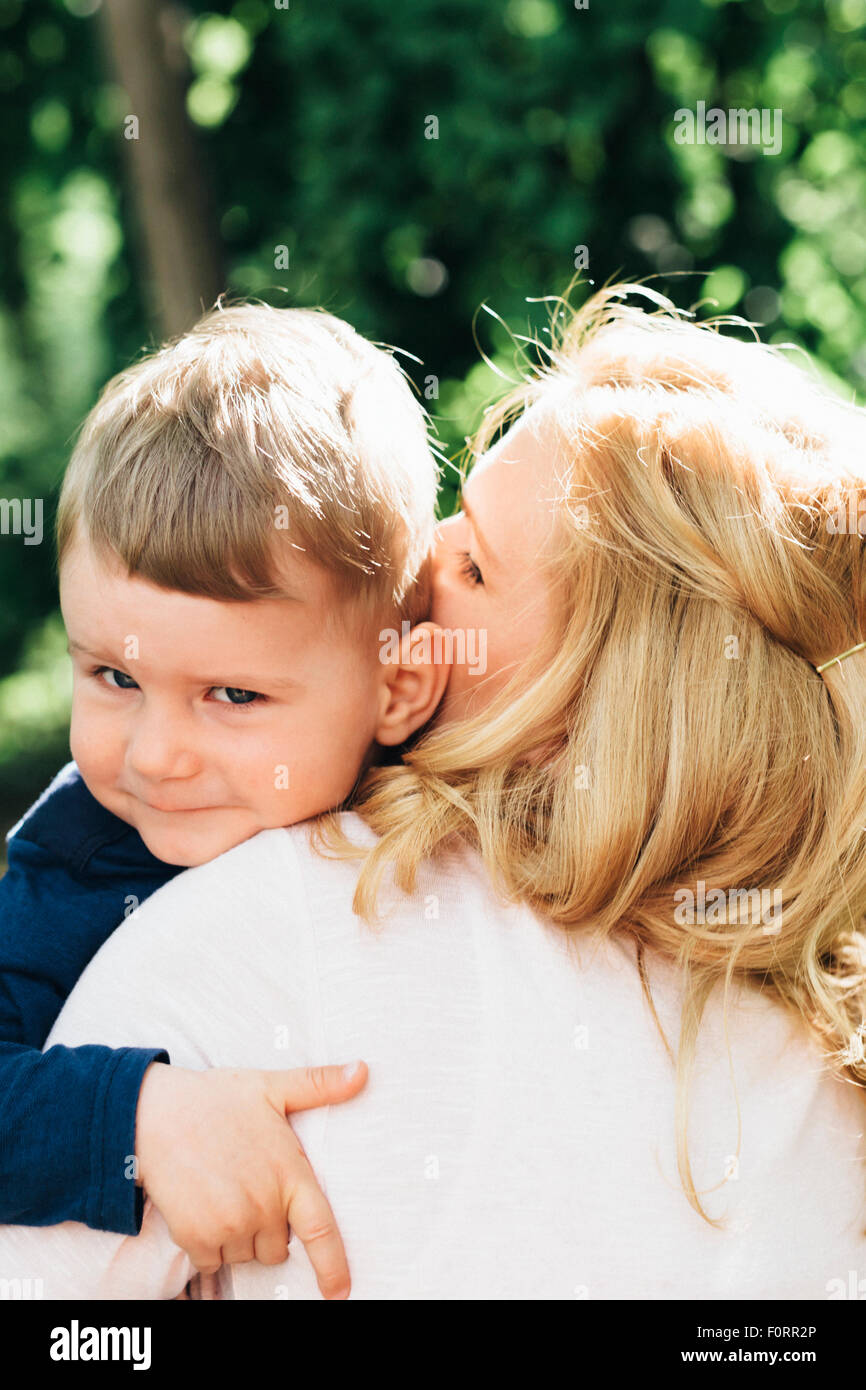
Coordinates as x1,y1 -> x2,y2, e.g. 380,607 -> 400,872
0,763 -> 181,1234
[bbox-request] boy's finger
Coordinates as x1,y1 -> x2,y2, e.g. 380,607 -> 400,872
220,1236 -> 257,1266
286,1172 -> 351,1299
253,1225 -> 291,1267
169,1224 -> 222,1275
267,1061 -> 368,1116
185,1244 -> 222,1277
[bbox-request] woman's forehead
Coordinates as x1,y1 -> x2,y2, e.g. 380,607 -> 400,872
470,403 -> 562,496
466,410 -> 561,565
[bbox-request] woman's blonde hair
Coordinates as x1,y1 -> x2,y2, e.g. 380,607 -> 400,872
324,281 -> 866,1220
57,300 -> 437,630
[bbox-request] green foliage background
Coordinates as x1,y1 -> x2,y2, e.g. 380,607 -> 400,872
1,0 -> 865,825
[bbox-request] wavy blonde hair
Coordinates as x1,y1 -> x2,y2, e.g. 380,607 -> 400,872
321,281 -> 866,1220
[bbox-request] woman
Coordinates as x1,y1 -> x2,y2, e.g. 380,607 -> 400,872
2,285 -> 865,1298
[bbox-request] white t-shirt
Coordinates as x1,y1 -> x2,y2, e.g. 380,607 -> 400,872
1,814 -> 864,1300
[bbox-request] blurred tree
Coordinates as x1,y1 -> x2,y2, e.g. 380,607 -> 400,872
1,0 -> 866,825
97,0 -> 225,335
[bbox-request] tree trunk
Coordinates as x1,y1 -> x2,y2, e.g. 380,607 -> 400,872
97,0 -> 226,337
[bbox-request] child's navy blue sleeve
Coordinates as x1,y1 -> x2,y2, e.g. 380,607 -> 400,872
0,763 -> 181,1234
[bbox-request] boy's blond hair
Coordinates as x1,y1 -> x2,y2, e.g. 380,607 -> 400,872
57,301 -> 437,629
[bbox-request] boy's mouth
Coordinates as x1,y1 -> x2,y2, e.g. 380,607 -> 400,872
134,794 -> 222,815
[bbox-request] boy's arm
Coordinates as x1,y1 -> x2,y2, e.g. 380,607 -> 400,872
0,841 -> 355,1301
0,842 -> 182,1295
0,805 -> 177,1234
0,1039 -> 166,1233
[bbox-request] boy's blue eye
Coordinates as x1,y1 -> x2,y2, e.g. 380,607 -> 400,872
211,686 -> 262,706
95,667 -> 139,691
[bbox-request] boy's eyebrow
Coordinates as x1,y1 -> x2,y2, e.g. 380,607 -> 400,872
459,493 -> 498,570
67,641 -> 300,691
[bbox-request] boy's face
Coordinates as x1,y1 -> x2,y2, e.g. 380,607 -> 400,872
60,530 -> 389,867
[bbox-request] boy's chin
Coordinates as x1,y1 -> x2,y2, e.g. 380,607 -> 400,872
136,818 -> 258,869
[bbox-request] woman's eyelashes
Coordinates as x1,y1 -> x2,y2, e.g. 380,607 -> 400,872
90,667 -> 266,709
457,551 -> 484,586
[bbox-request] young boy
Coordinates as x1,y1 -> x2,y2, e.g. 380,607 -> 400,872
0,301 -> 447,1298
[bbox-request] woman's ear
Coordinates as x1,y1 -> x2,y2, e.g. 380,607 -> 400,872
375,621 -> 452,747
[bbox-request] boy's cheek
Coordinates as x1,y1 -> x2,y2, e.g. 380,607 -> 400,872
252,750 -> 362,828
69,702 -> 118,787
68,707 -> 90,774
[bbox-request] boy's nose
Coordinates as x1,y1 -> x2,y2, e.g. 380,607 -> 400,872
125,713 -> 199,783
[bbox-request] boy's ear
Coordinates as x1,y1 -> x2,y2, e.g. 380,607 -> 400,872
375,622 -> 451,747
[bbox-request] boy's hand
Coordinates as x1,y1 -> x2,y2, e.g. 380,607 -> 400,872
134,1060 -> 368,1299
